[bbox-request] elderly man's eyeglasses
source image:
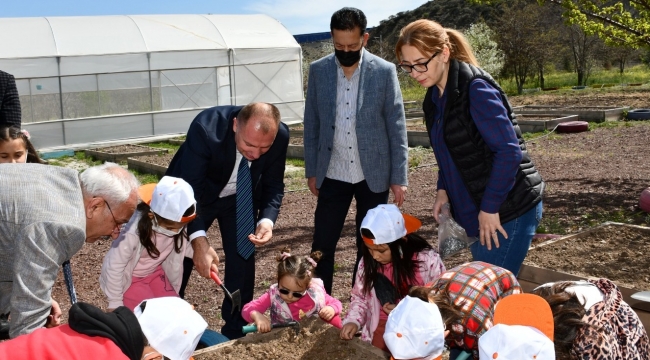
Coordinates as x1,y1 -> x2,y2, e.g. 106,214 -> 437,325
104,200 -> 126,233
399,52 -> 440,73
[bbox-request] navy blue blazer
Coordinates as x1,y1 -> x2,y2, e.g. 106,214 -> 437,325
166,105 -> 289,234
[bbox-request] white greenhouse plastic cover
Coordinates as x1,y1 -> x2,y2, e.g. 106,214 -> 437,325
0,14 -> 304,150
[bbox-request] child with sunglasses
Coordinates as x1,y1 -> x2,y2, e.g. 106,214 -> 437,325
340,204 -> 446,353
241,248 -> 342,333
100,176 -> 207,311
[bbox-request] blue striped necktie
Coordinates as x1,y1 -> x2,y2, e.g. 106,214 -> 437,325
236,158 -> 255,259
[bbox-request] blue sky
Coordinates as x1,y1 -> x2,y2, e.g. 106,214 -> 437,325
3,0 -> 427,35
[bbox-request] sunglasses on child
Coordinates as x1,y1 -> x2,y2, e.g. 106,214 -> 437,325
278,288 -> 307,298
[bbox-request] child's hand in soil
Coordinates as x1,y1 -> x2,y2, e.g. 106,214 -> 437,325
318,306 -> 335,321
250,311 -> 271,333
340,323 -> 359,340
382,302 -> 396,315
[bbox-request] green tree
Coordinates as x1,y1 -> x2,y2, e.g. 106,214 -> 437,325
471,0 -> 650,48
465,22 -> 505,76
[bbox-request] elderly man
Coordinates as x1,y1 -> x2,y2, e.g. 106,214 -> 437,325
0,70 -> 21,128
166,102 -> 289,339
0,162 -> 139,338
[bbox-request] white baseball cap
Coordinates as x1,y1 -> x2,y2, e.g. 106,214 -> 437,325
361,204 -> 422,246
134,297 -> 208,360
383,296 -> 445,360
138,176 -> 197,222
478,294 -> 555,360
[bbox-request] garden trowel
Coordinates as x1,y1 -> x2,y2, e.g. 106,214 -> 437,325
631,291 -> 650,303
242,321 -> 301,335
210,270 -> 241,314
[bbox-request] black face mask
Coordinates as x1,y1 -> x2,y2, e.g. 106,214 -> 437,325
335,48 -> 362,67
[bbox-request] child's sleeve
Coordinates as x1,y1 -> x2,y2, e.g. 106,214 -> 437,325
242,291 -> 272,323
422,249 -> 446,284
342,261 -> 372,329
99,232 -> 138,309
324,293 -> 342,315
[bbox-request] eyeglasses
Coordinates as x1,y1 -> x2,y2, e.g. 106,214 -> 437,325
278,287 -> 306,298
399,52 -> 440,73
104,200 -> 126,234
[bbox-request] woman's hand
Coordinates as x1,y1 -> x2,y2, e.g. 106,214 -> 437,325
478,211 -> 508,250
381,302 -> 396,315
318,306 -> 335,321
340,323 -> 359,340
250,311 -> 272,333
432,189 -> 449,223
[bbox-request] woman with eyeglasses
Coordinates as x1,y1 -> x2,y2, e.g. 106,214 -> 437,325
100,176 -> 217,312
241,247 -> 343,333
395,19 -> 544,277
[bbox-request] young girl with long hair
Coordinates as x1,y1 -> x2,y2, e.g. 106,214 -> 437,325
100,176 -> 197,311
242,248 -> 342,332
340,204 -> 445,353
0,126 -> 43,164
533,279 -> 650,359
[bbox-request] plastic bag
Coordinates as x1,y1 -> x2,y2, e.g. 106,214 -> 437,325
438,203 -> 478,258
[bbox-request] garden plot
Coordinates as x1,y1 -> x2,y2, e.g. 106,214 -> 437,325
194,317 -> 389,360
516,105 -> 628,122
516,114 -> 579,133
85,144 -> 168,162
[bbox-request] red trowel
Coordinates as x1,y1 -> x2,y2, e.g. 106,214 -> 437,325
210,270 -> 241,314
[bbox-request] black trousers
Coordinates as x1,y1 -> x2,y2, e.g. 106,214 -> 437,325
311,178 -> 389,294
179,195 -> 255,340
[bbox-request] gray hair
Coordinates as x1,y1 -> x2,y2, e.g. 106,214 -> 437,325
79,162 -> 140,204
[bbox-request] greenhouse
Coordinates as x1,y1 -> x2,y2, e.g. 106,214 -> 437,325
0,14 -> 304,150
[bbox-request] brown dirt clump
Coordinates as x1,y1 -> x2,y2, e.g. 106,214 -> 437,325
525,224 -> 650,290
90,144 -> 160,154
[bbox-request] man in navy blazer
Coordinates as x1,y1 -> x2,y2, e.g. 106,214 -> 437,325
304,8 -> 408,294
166,103 -> 289,339
0,70 -> 21,127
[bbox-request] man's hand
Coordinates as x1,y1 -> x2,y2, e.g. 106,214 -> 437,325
390,184 -> 407,207
249,222 -> 273,246
432,189 -> 449,223
307,177 -> 319,197
478,211 -> 508,251
318,306 -> 335,321
340,323 -> 359,340
45,299 -> 61,328
191,236 -> 220,278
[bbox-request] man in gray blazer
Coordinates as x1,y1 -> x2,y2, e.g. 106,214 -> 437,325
0,163 -> 139,338
304,7 -> 408,294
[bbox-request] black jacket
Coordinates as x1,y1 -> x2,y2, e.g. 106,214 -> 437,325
423,59 -> 544,223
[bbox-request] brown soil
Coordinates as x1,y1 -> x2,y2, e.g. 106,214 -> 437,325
195,317 -> 386,359
509,89 -> 650,109
289,137 -> 303,145
44,91 -> 650,356
525,224 -> 650,290
517,115 -> 573,121
90,144 -> 159,154
130,152 -> 175,167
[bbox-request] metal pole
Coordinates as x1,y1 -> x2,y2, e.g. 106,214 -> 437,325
56,56 -> 66,145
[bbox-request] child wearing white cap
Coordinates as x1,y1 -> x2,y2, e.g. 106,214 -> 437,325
384,295 -> 447,360
340,204 -> 445,353
478,293 -> 555,360
408,261 -> 522,360
533,279 -> 650,359
0,297 -> 207,360
100,176 -> 217,311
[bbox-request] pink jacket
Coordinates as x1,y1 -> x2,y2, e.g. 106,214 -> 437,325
99,213 -> 192,309
242,278 -> 341,324
343,249 -> 445,342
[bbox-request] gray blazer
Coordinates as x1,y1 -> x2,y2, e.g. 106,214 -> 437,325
0,164 -> 86,338
303,50 -> 408,193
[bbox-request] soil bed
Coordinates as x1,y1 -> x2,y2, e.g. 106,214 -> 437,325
130,153 -> 175,168
195,317 -> 387,360
524,224 -> 650,290
94,145 -> 156,154
85,144 -> 168,162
